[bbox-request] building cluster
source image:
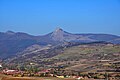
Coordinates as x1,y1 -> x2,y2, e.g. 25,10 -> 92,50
0,63 -> 120,80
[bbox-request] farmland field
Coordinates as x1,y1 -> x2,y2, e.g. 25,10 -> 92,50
0,75 -> 76,80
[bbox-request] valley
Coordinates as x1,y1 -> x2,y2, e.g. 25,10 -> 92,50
0,28 -> 120,80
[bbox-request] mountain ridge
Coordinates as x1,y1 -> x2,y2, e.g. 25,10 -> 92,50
1,28 -> 120,37
0,28 -> 120,59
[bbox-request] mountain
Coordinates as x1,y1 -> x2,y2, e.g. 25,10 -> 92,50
0,31 -> 38,58
38,28 -> 120,44
0,28 -> 120,59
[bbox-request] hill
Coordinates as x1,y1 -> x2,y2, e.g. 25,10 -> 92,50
49,43 -> 120,73
4,42 -> 120,72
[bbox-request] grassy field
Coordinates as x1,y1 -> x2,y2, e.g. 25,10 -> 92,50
1,77 -> 76,80
0,75 -> 76,80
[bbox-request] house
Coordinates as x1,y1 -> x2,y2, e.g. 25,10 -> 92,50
38,69 -> 50,74
56,75 -> 64,78
0,64 -> 2,68
72,76 -> 84,80
2,69 -> 18,75
76,76 -> 84,80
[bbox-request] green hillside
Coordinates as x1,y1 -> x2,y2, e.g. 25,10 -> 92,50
49,43 -> 120,73
53,44 -> 120,61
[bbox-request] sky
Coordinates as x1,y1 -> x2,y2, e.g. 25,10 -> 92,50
0,0 -> 120,35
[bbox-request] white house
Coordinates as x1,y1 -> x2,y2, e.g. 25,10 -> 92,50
0,64 -> 2,68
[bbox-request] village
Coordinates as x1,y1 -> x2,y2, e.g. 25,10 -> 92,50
0,63 -> 86,80
0,62 -> 120,80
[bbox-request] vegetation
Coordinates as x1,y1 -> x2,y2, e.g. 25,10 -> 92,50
0,43 -> 120,80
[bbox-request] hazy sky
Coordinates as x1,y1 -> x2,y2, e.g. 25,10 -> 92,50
0,0 -> 120,35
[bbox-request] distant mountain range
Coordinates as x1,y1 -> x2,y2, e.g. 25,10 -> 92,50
0,28 -> 120,59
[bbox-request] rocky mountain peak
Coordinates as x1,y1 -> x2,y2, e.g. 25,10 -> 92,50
51,27 -> 64,41
54,27 -> 63,32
